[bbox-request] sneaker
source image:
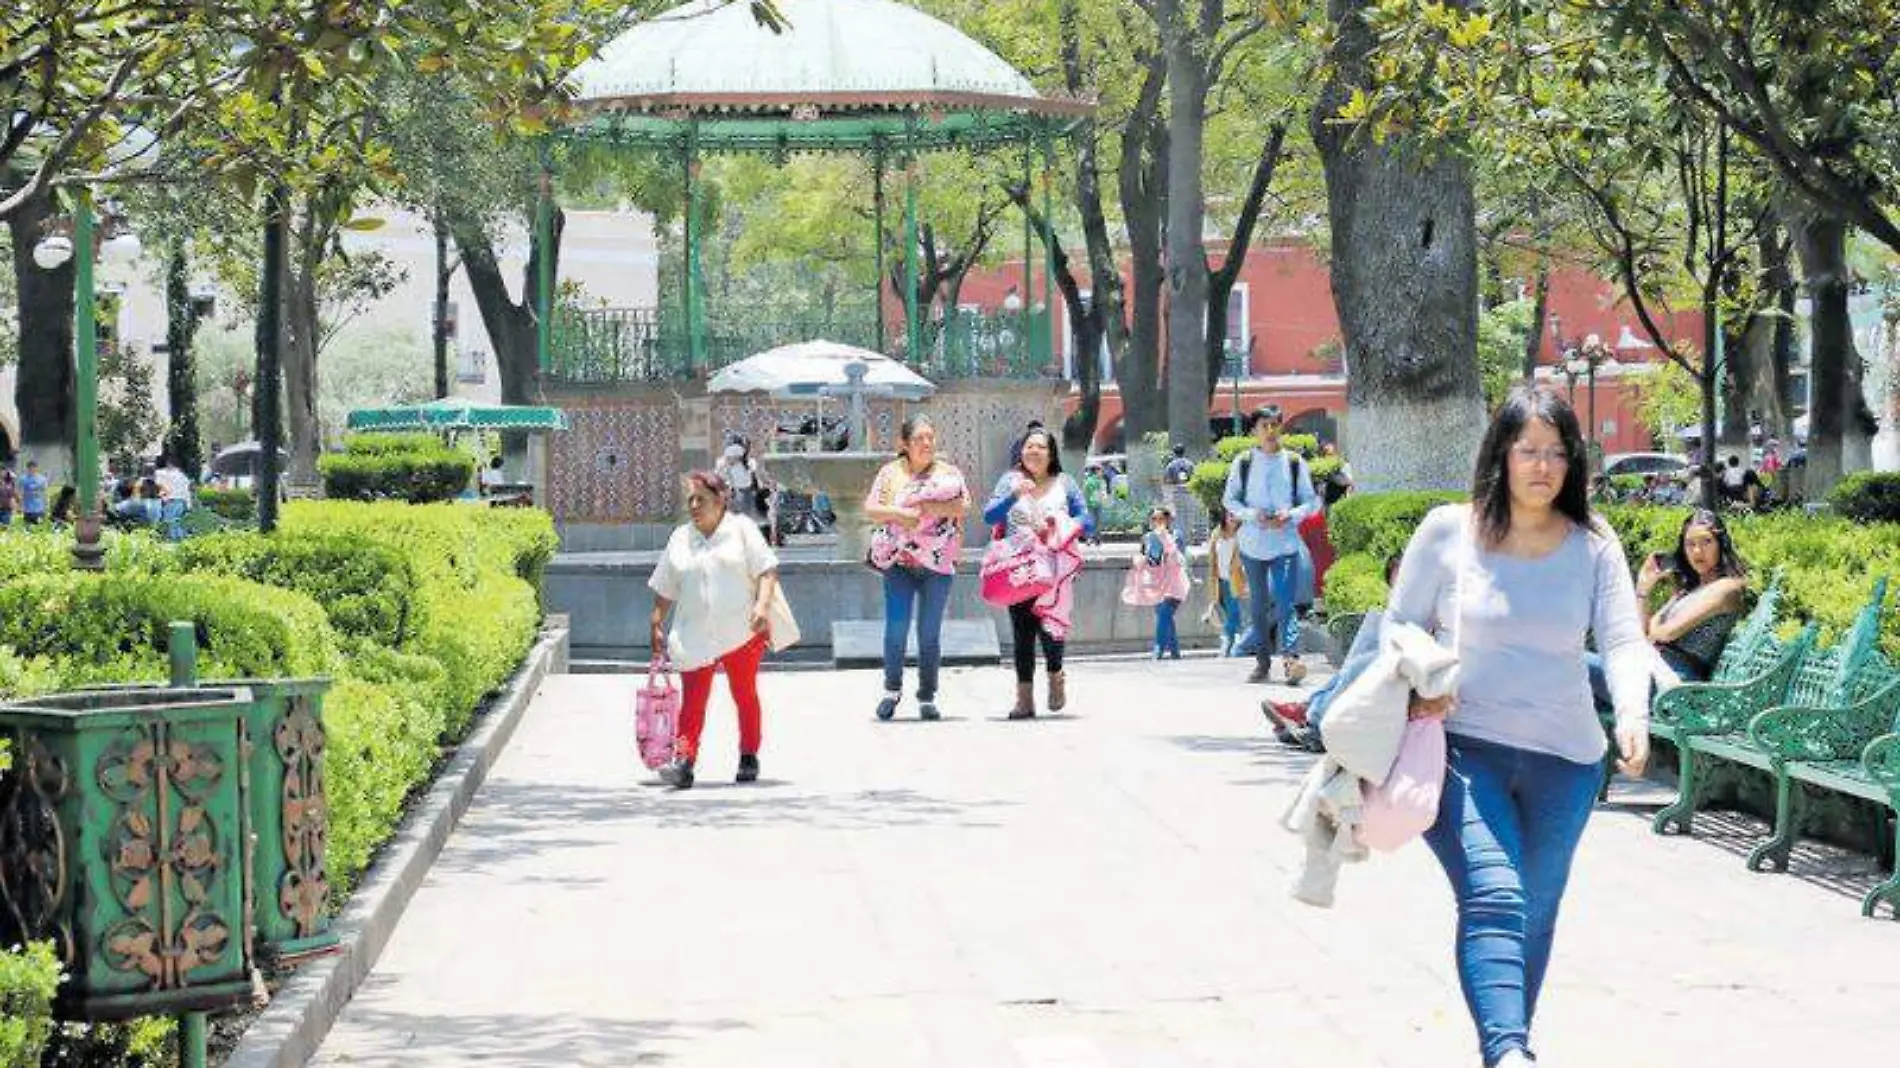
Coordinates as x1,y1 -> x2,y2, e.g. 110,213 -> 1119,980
1283,656 -> 1308,686
736,754 -> 760,783
1261,699 -> 1309,733
659,758 -> 695,790
1246,664 -> 1272,684
876,692 -> 900,721
919,701 -> 941,722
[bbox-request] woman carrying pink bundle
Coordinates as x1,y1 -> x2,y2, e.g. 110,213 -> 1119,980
1121,505 -> 1191,659
863,416 -> 970,721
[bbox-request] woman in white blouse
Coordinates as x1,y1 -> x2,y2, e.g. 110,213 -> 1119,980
648,470 -> 782,790
1386,387 -> 1650,1068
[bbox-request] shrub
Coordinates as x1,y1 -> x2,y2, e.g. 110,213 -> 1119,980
1830,471 -> 1900,523
1324,552 -> 1390,616
323,676 -> 447,888
0,941 -> 60,1068
176,530 -> 423,648
319,435 -> 474,504
0,573 -> 337,686
196,486 -> 256,520
1328,490 -> 1467,557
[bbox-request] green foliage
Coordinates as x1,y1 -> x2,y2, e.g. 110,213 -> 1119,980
196,487 -> 256,520
319,435 -> 475,504
176,530 -> 422,648
97,333 -> 163,473
322,675 -> 448,883
1328,491 -> 1468,557
1323,552 -> 1392,616
1631,360 -> 1703,441
0,941 -> 59,1068
1829,472 -> 1900,524
1477,299 -> 1533,408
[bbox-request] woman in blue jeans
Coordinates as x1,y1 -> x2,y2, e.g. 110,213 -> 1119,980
1386,387 -> 1651,1067
863,416 -> 969,721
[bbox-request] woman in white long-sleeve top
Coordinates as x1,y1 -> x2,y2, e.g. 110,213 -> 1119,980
1385,387 -> 1651,1068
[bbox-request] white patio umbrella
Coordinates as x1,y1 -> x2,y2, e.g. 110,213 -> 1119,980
706,340 -> 937,401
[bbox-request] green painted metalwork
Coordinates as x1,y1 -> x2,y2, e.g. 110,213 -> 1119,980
873,145 -> 887,354
0,687 -> 257,1020
228,678 -> 335,959
563,110 -> 1080,155
903,134 -> 921,365
74,194 -> 99,524
684,125 -> 708,371
347,399 -> 569,433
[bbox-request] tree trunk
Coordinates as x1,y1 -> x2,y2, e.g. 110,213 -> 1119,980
1523,260 -> 1550,382
1204,123 -> 1288,405
1759,225 -> 1799,441
452,206 -> 565,406
1311,0 -> 1484,492
281,210 -> 324,486
1160,0 -> 1218,454
1116,55 -> 1169,448
163,243 -> 203,477
433,212 -> 452,399
1787,206 -> 1876,495
1058,0 -> 1117,457
8,183 -> 77,481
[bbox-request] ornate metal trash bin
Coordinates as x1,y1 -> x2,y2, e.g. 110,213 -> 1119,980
225,677 -> 334,961
0,686 -> 257,1020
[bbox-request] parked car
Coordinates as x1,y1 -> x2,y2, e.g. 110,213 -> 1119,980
1602,451 -> 1690,479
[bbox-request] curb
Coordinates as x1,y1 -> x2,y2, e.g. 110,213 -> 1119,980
224,624 -> 569,1068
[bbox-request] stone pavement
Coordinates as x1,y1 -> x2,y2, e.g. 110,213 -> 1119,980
310,656 -> 1900,1067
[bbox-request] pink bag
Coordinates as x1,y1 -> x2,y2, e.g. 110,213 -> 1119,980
979,532 -> 1057,607
1357,716 -> 1447,852
635,658 -> 681,770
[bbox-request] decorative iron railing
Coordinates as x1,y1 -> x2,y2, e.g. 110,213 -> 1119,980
547,304 -> 1061,385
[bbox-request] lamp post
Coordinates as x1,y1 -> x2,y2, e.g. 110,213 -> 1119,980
33,191 -> 141,570
1564,333 -> 1613,473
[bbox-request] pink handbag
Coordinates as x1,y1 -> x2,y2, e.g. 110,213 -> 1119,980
635,658 -> 681,770
979,531 -> 1056,607
1357,715 -> 1447,852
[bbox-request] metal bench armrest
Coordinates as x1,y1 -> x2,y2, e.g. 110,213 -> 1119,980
1749,678 -> 1900,764
1863,734 -> 1900,797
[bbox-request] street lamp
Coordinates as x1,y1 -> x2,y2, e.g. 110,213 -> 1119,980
31,194 -> 137,570
1564,332 -> 1614,472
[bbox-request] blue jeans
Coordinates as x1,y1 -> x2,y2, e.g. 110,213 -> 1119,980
1240,551 -> 1301,664
1217,579 -> 1243,650
1424,734 -> 1604,1066
882,566 -> 953,701
1154,598 -> 1181,657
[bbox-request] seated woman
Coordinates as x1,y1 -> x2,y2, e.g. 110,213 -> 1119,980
1589,509 -> 1748,716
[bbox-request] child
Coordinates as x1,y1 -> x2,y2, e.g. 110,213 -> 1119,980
1205,509 -> 1248,656
1121,506 -> 1190,658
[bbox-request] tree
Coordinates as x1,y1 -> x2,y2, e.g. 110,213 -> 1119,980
97,335 -> 160,473
163,242 -> 203,476
5,179 -> 74,479
1312,0 -> 1485,491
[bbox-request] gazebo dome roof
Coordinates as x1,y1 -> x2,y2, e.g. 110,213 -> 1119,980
573,0 -> 1082,118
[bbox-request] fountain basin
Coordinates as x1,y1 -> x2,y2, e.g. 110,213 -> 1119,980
760,451 -> 890,562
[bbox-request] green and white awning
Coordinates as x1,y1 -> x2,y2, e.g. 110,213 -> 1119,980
345,398 -> 568,433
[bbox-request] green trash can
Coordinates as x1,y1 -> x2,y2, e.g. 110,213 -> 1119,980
0,686 -> 258,1020
224,677 -> 336,961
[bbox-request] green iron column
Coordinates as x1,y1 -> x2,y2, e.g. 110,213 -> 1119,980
535,150 -> 554,374
1041,121 -> 1058,373
903,129 -> 921,365
685,125 -> 707,371
873,144 -> 887,353
1020,139 -> 1034,373
71,191 -> 103,570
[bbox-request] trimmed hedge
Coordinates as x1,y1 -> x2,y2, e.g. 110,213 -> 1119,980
177,529 -> 423,649
196,486 -> 256,520
1323,493 -> 1900,656
319,434 -> 475,504
1830,471 -> 1900,523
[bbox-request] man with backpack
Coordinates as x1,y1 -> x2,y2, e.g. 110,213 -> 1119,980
1221,406 -> 1318,685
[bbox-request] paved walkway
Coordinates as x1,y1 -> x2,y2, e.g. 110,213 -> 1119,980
312,657 -> 1900,1067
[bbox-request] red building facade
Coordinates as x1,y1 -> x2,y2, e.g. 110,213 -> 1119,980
955,239 -> 1704,455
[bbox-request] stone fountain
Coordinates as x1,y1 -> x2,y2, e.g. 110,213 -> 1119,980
758,361 -> 893,562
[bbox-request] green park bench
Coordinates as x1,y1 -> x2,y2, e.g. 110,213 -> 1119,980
1665,577 -> 1889,870
1646,571 -> 1818,835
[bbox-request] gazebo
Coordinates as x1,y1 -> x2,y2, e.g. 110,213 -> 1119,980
535,0 -> 1092,383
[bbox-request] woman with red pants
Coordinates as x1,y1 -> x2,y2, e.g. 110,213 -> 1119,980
648,470 -> 782,790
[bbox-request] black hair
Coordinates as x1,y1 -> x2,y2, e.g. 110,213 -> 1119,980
899,414 -> 935,450
1013,427 -> 1063,478
1470,385 -> 1593,548
1171,444 -> 1186,457
1384,553 -> 1404,584
1246,405 -> 1284,432
1670,509 -> 1748,590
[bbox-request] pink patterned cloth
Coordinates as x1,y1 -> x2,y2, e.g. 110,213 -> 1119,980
864,460 -> 968,575
1027,510 -> 1086,640
1120,541 -> 1191,607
